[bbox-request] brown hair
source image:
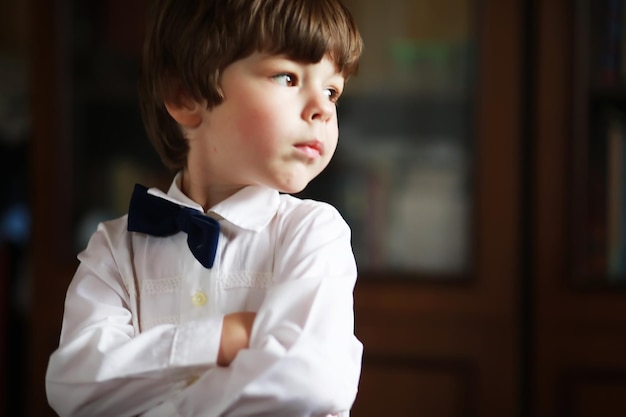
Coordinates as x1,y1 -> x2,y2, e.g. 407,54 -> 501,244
138,0 -> 363,171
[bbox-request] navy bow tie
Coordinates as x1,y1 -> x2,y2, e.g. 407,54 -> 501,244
127,184 -> 220,268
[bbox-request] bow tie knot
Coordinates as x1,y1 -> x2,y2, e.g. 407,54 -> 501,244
127,184 -> 220,268
176,207 -> 198,234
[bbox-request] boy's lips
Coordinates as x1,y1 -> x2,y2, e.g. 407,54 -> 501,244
294,140 -> 323,158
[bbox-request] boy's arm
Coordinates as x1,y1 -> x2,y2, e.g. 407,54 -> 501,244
46,220 -> 225,417
148,275 -> 361,417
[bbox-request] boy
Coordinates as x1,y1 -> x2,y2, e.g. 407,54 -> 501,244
46,0 -> 364,416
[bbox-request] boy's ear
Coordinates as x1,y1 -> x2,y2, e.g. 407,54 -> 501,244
163,91 -> 203,128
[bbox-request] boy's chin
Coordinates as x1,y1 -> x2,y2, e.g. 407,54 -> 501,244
278,184 -> 308,195
275,180 -> 311,195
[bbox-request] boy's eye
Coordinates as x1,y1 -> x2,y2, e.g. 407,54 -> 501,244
272,73 -> 296,86
324,88 -> 341,103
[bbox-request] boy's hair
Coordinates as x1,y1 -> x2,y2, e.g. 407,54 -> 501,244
138,0 -> 363,171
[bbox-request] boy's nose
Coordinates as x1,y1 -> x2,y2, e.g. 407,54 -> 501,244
302,91 -> 334,123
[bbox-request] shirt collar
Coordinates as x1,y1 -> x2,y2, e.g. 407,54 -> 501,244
211,186 -> 280,231
148,172 -> 280,232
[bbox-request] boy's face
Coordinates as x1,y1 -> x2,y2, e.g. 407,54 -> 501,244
186,53 -> 345,194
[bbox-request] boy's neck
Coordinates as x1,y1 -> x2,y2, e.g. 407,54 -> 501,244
180,169 -> 245,212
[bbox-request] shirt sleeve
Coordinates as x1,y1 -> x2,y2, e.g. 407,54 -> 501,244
161,202 -> 363,417
45,219 -> 224,417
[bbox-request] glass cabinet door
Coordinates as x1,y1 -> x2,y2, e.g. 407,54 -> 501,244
573,0 -> 626,286
302,0 -> 476,277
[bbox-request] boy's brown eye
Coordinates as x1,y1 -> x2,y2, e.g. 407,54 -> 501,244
324,88 -> 341,103
272,73 -> 295,86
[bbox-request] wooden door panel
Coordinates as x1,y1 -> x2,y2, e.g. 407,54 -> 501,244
563,371 -> 626,417
353,357 -> 477,417
353,300 -> 517,416
536,324 -> 626,417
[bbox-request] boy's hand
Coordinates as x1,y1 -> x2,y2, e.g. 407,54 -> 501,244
218,312 -> 256,366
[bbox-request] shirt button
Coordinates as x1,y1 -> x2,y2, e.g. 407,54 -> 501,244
186,375 -> 200,386
191,291 -> 207,307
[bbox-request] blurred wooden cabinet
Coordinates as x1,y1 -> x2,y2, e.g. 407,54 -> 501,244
28,0 -> 523,416
343,0 -> 523,415
531,0 -> 626,416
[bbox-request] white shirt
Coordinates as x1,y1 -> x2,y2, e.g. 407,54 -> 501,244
46,174 -> 363,417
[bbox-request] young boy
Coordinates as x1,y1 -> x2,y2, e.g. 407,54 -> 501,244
46,0 -> 363,416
